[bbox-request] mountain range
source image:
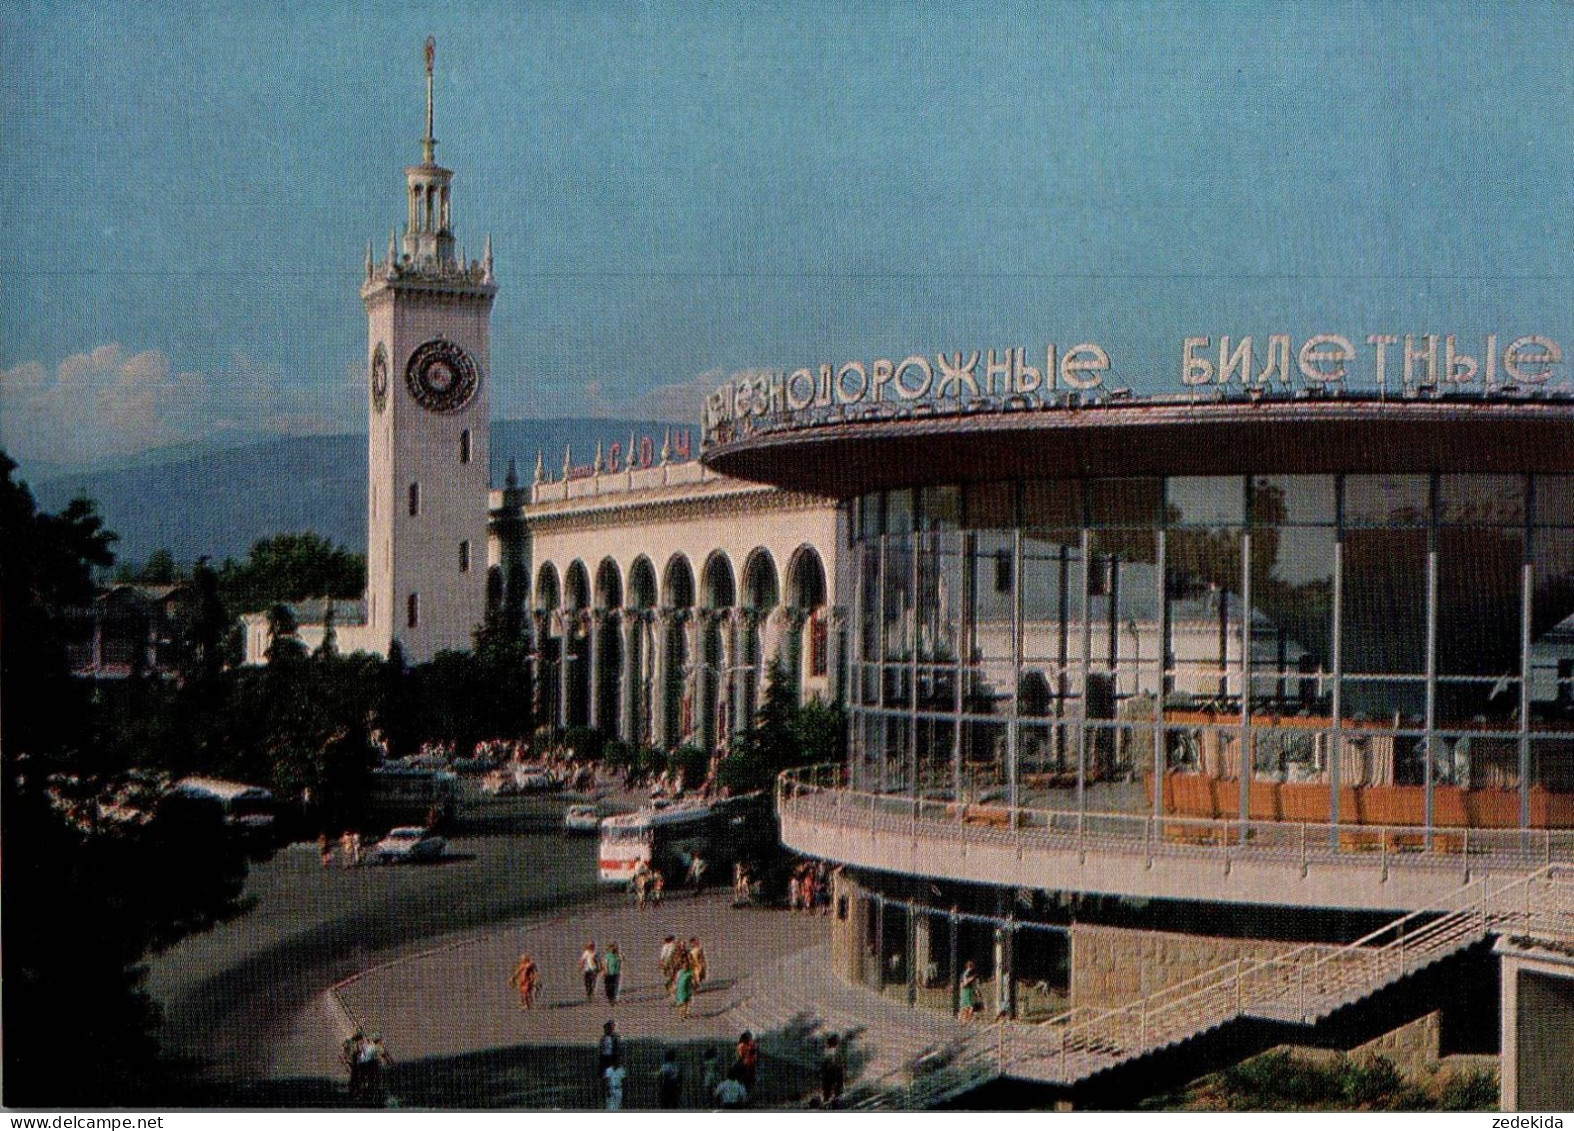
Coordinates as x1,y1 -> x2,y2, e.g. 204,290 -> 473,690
26,418 -> 692,566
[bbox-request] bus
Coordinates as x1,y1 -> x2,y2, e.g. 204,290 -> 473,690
365,766 -> 458,829
598,793 -> 776,884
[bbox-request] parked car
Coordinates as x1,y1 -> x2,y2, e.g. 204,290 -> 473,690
368,826 -> 447,863
563,803 -> 602,833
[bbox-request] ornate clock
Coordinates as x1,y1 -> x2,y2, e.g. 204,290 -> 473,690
370,344 -> 389,413
404,338 -> 480,413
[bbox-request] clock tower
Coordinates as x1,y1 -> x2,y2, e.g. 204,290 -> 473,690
363,36 -> 496,662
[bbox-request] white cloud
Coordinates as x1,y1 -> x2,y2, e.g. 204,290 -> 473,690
0,344 -> 356,468
1,344 -> 202,464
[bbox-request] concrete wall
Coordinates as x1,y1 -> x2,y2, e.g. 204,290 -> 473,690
1498,939 -> 1574,1112
1069,923 -> 1292,1010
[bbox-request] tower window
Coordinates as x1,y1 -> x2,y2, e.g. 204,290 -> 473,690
460,429 -> 472,464
409,482 -> 420,516
407,593 -> 420,629
459,540 -> 471,573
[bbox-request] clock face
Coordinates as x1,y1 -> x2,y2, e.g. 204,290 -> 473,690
405,338 -> 480,414
370,345 -> 389,413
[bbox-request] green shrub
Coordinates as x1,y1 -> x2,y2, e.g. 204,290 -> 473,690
1436,1069 -> 1498,1112
1221,1051 -> 1343,1107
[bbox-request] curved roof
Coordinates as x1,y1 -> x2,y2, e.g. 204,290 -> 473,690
702,396 -> 1574,498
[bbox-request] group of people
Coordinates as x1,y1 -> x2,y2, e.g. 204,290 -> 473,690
787,859 -> 834,913
319,830 -> 365,868
630,859 -> 666,907
658,934 -> 708,1020
339,1029 -> 390,1103
597,1023 -> 761,1110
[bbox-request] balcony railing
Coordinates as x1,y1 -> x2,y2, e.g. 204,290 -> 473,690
778,765 -> 1574,878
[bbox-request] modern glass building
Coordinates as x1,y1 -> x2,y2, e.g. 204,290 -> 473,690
709,396 -> 1574,838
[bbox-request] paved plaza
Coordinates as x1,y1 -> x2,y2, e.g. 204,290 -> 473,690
276,890 -> 877,1109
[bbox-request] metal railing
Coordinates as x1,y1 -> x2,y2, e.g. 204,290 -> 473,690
778,766 -> 1574,877
947,865 -> 1571,1090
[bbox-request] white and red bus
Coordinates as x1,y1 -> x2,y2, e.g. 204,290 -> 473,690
598,794 -> 773,884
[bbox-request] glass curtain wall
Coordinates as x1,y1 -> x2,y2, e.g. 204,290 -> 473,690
846,473 -> 1574,832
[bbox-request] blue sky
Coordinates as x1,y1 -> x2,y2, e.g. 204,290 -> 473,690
2,1 -> 1570,470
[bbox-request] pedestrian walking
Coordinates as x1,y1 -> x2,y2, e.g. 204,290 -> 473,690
341,1028 -> 365,1098
700,1047 -> 722,1099
688,936 -> 707,987
597,1019 -> 623,1081
959,960 -> 981,1022
319,832 -> 334,868
633,859 -> 650,909
357,1032 -> 390,1105
713,1066 -> 749,1107
734,1030 -> 759,1092
510,953 -> 539,1009
820,1033 -> 846,1107
579,941 -> 601,1002
340,831 -> 355,868
675,957 -> 696,1020
652,868 -> 665,905
656,1048 -> 683,1109
603,1055 -> 627,1111
659,934 -> 679,992
686,853 -> 707,888
349,830 -> 363,867
603,942 -> 622,1006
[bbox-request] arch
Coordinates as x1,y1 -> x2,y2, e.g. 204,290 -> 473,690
535,562 -> 561,611
787,544 -> 828,610
561,560 -> 592,728
564,560 -> 591,609
700,551 -> 736,611
741,548 -> 780,612
594,557 -> 623,610
662,554 -> 695,609
628,556 -> 658,610
783,544 -> 831,694
592,558 -> 624,739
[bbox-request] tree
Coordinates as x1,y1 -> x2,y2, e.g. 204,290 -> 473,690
217,532 -> 365,614
1,452 -> 254,1105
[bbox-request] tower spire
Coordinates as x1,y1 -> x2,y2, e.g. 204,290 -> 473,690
422,35 -> 437,165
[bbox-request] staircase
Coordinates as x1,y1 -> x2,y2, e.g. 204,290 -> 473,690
855,864 -> 1574,1107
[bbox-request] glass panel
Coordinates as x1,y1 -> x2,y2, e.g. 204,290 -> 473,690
1091,530 -> 1161,705
1436,528 -> 1524,722
914,711 -> 954,798
882,535 -> 913,662
1532,738 -> 1574,797
1166,526 -> 1246,705
1341,528 -> 1427,674
1168,476 -> 1245,527
1252,475 -> 1336,526
1534,475 -> 1574,527
1340,678 -> 1426,726
1022,529 -> 1081,676
1022,479 -> 1082,528
970,532 -> 1014,660
965,482 -> 1015,529
1437,474 -> 1526,525
1530,529 -> 1574,726
960,715 -> 1006,803
884,489 -> 914,535
1343,474 -> 1431,526
1090,477 -> 1162,527
858,542 -> 879,662
920,485 -> 961,531
1249,525 -> 1336,715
